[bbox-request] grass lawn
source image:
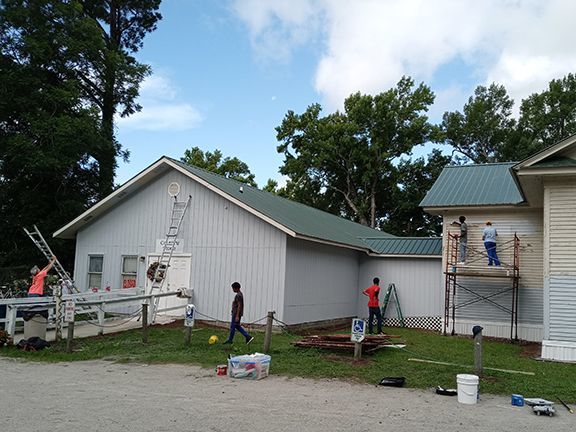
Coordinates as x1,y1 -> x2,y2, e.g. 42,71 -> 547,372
1,323 -> 575,403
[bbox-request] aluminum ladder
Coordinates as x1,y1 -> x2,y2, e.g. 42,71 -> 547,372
24,225 -> 77,293
381,283 -> 405,327
148,195 -> 192,322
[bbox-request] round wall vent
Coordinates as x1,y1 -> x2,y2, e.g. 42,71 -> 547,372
167,182 -> 180,197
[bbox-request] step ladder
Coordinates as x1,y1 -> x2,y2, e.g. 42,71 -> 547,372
148,195 -> 192,322
381,283 -> 405,327
24,225 -> 77,294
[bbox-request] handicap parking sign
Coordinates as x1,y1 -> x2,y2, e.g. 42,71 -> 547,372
351,318 -> 366,342
185,304 -> 195,327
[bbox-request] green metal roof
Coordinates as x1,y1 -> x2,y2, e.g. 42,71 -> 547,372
362,237 -> 442,256
420,162 -> 525,207
169,158 -> 395,250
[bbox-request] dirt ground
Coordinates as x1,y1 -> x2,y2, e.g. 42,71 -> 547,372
1,357 -> 573,432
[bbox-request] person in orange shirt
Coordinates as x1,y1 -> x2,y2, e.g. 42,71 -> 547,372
363,277 -> 383,334
28,256 -> 56,297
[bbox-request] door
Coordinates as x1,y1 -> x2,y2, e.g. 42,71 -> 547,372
146,254 -> 192,317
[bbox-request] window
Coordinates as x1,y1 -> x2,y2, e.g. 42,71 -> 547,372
88,255 -> 103,291
121,256 -> 138,289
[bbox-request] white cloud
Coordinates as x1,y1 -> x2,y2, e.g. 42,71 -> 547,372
232,0 -> 576,111
117,73 -> 203,131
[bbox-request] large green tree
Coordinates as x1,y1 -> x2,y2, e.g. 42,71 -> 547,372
0,0 -> 161,281
515,73 -> 576,158
276,77 -> 435,229
381,150 -> 450,236
181,147 -> 257,187
440,83 -> 516,164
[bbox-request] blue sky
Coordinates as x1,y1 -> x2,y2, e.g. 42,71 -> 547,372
116,0 -> 576,187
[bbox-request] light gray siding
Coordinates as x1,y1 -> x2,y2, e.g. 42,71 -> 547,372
443,210 -> 544,326
357,257 -> 443,320
74,170 -> 286,324
283,238 -> 360,324
544,180 -> 576,342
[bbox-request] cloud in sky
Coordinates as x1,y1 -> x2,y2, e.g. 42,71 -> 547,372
232,0 -> 576,111
116,74 -> 203,131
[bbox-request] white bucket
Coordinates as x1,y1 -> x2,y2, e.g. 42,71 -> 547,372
456,374 -> 479,404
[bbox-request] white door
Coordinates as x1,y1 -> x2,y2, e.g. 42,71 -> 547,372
146,254 -> 191,317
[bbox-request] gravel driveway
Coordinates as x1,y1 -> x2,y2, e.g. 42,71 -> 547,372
1,358 -> 573,431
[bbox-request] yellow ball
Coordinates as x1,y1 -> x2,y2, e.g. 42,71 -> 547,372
208,335 -> 219,345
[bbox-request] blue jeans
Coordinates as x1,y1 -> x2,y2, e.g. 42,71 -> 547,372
226,317 -> 251,342
484,241 -> 500,266
368,307 -> 383,334
459,240 -> 467,262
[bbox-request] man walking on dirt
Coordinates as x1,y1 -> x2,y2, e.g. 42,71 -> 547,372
223,282 -> 254,345
363,277 -> 383,334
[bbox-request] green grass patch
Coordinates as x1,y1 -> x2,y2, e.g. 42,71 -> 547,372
2,324 -> 575,403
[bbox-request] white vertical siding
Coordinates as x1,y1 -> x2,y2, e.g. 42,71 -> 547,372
357,257 -> 443,319
544,180 -> 576,344
74,170 -> 286,324
442,210 -> 544,333
283,238 -> 360,324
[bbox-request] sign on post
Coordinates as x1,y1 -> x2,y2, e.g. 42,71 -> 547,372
64,300 -> 76,323
185,304 -> 195,327
351,318 -> 366,343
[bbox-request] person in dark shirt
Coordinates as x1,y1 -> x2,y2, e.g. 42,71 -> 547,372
223,282 -> 254,345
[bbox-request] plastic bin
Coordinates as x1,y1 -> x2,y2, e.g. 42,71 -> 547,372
228,353 -> 271,380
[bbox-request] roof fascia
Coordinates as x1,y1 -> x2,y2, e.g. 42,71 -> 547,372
515,167 -> 576,176
514,134 -> 576,170
53,158 -> 170,239
367,252 -> 441,258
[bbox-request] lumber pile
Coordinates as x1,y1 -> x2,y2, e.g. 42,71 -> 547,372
292,333 -> 401,353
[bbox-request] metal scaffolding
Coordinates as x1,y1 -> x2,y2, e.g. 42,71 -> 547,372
443,233 -> 520,341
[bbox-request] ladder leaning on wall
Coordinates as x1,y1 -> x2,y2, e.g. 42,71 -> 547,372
24,225 -> 78,293
148,194 -> 192,322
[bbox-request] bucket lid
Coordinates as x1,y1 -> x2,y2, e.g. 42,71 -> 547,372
456,374 -> 479,382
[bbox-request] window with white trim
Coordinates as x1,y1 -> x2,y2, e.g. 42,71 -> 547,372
121,256 -> 138,289
88,255 -> 103,291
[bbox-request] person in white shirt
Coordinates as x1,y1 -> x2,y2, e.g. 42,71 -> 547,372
482,221 -> 500,266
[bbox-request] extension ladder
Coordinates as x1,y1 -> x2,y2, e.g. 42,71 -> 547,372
381,283 -> 405,327
24,225 -> 77,293
148,195 -> 192,322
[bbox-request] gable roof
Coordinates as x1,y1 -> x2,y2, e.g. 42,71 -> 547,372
513,133 -> 576,171
363,237 -> 442,257
54,156 -> 395,252
420,162 -> 525,208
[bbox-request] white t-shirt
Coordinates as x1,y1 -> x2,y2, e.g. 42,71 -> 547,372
483,226 -> 497,242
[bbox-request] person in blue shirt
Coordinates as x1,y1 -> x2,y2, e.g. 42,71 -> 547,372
482,221 -> 500,266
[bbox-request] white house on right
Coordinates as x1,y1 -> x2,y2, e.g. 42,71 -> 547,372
422,134 -> 576,362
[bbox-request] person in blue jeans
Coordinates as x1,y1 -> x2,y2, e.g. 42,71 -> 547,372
482,221 -> 500,266
223,282 -> 254,345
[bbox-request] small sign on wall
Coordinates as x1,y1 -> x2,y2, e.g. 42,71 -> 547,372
155,238 -> 184,254
64,300 -> 76,323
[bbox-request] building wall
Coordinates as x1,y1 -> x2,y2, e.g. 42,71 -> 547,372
544,179 -> 576,344
283,237 -> 360,324
74,170 -> 287,324
442,209 -> 544,341
357,256 -> 443,330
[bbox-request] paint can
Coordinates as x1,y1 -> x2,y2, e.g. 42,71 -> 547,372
216,364 -> 228,376
456,374 -> 479,404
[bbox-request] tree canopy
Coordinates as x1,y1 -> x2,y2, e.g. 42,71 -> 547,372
181,147 -> 257,187
0,0 -> 161,280
276,76 -> 435,229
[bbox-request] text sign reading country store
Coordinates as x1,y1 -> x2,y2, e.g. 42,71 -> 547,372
351,318 -> 366,343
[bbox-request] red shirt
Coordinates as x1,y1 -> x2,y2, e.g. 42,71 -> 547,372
363,284 -> 380,307
28,269 -> 48,295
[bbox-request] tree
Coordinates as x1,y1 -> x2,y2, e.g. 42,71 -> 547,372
381,150 -> 450,236
181,147 -> 257,187
516,73 -> 576,157
276,77 -> 435,228
440,84 -> 516,164
0,0 -> 162,199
